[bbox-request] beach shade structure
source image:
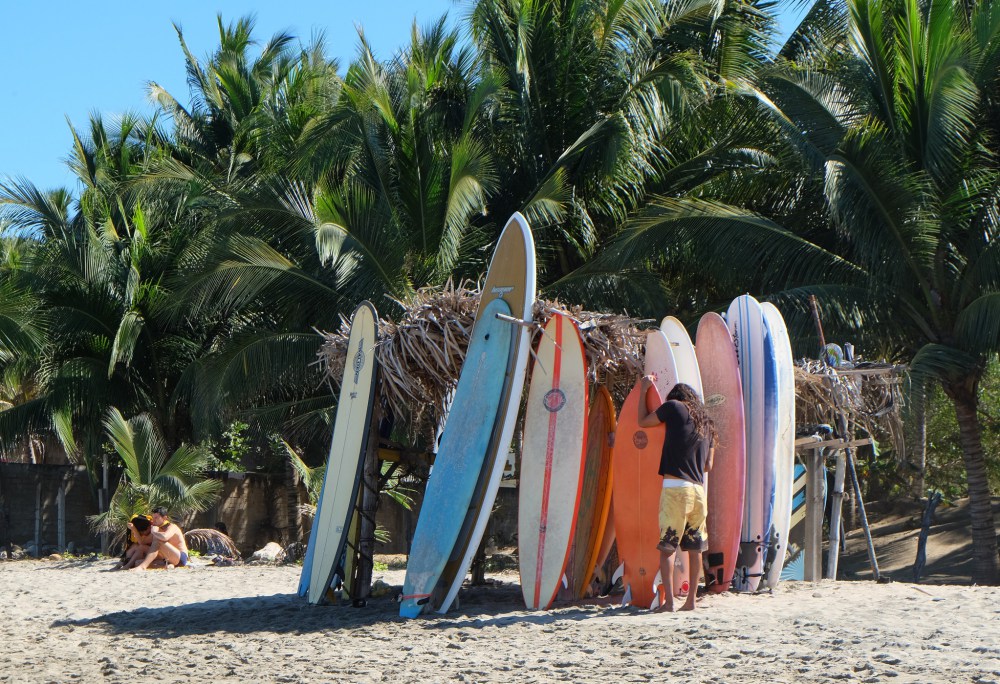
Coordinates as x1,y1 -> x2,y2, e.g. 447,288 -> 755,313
565,384 -> 615,599
302,301 -> 379,605
518,312 -> 589,609
762,302 -> 796,590
696,312 -> 746,593
401,213 -> 536,618
726,294 -> 778,592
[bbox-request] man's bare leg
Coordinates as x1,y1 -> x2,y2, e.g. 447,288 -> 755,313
132,542 -> 182,570
679,550 -> 702,611
654,549 -> 675,612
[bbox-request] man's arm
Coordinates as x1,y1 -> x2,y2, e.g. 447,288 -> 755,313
706,445 -> 715,473
637,375 -> 663,428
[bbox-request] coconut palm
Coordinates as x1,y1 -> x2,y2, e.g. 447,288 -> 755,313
597,0 -> 1000,583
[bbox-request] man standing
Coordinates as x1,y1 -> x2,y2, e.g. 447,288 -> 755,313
637,378 -> 714,611
132,506 -> 190,570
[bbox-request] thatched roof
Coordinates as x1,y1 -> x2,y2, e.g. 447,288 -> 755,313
317,281 -> 649,444
794,360 -> 907,455
318,282 -> 908,455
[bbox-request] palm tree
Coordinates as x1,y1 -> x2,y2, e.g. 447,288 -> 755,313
597,0 -> 1000,583
88,407 -> 222,541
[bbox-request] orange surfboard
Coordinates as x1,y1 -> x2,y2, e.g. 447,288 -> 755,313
613,380 -> 664,608
566,385 -> 616,598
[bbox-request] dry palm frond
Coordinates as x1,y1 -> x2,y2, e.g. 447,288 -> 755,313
184,528 -> 242,559
317,281 -> 652,444
794,360 -> 906,456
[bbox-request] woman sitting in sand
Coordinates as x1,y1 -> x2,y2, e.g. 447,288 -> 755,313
114,516 -> 154,570
131,506 -> 191,571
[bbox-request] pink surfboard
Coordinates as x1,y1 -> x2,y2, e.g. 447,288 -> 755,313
696,312 -> 747,593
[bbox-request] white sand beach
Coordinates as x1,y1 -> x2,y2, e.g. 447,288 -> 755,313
2,556 -> 998,684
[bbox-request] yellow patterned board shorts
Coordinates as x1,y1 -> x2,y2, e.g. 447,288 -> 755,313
657,483 -> 708,553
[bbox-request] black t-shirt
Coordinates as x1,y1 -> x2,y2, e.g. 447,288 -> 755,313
655,400 -> 710,484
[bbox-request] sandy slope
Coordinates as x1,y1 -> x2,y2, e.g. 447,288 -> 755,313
1,558 -> 998,684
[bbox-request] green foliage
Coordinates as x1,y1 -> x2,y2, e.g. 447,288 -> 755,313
88,408 -> 223,540
925,362 -> 1000,499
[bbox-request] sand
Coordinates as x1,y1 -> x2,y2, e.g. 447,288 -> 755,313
2,558 -> 999,684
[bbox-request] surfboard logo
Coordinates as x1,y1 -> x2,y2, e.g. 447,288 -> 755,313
543,388 -> 566,413
633,430 -> 648,449
491,285 -> 514,297
353,338 -> 365,383
706,393 -> 726,407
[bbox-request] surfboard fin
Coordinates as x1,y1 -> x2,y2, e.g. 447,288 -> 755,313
621,585 -> 632,606
561,573 -> 569,589
611,562 -> 625,585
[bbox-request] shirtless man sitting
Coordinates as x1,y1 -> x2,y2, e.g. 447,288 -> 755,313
132,506 -> 190,570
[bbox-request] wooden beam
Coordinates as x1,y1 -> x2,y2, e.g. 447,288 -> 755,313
796,437 -> 872,451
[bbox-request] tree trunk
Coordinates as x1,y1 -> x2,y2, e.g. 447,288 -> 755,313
945,379 -> 999,585
907,378 -> 927,498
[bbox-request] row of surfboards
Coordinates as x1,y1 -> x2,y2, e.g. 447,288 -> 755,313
296,212 -> 797,616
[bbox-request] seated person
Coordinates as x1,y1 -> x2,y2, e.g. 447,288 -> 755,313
131,506 -> 191,570
114,515 -> 154,570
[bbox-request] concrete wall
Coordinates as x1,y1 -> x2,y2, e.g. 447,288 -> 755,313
0,464 -> 518,558
0,463 -> 100,554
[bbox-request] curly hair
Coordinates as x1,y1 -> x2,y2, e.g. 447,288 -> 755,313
666,383 -> 716,443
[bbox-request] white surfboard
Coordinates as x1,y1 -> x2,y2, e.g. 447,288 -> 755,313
518,313 -> 589,609
726,295 -> 776,593
762,302 -> 795,590
645,330 -> 679,400
660,316 -> 703,400
306,302 -> 378,605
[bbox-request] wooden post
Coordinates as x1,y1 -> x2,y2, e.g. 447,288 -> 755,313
353,399 -> 381,605
57,483 -> 66,552
101,454 -> 109,555
33,482 -> 42,558
803,448 -> 825,581
808,295 -> 827,350
826,449 -> 847,580
845,449 -> 880,581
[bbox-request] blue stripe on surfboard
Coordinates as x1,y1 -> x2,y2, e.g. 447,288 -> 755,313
400,297 -> 513,618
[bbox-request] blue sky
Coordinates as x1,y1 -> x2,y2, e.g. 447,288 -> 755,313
1,1 -> 807,192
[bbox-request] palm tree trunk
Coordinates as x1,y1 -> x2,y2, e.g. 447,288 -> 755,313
945,379 -> 999,585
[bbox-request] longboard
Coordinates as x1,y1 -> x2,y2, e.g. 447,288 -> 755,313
659,317 -> 704,596
762,303 -> 796,590
567,385 -> 616,598
305,301 -> 378,605
613,379 -> 665,608
518,313 -> 588,609
434,213 -> 536,615
400,298 -> 513,618
726,295 -> 777,592
696,312 -> 746,593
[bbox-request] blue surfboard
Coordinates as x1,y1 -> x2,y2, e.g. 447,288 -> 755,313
399,297 -> 513,618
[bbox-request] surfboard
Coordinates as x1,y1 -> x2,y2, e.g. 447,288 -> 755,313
762,302 -> 796,590
782,458 -> 827,580
659,317 -> 703,596
613,379 -> 665,609
305,301 -> 379,605
518,313 -> 589,609
660,317 -> 703,399
434,213 -> 536,615
567,385 -> 616,599
399,298 -> 513,618
726,295 -> 777,592
645,330 -> 679,400
696,312 -> 746,593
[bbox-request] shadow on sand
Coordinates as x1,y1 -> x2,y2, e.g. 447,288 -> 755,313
50,582 -> 636,639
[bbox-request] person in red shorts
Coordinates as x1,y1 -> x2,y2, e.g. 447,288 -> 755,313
638,378 -> 715,612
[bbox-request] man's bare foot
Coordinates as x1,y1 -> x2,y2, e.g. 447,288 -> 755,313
653,601 -> 674,613
679,601 -> 696,611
